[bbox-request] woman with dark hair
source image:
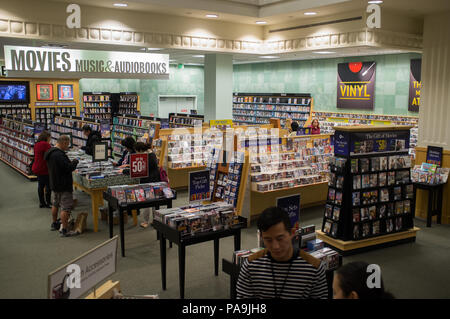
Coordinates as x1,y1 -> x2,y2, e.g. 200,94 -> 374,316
333,261 -> 395,299
122,142 -> 162,228
32,131 -> 52,208
135,143 -> 162,228
114,136 -> 136,166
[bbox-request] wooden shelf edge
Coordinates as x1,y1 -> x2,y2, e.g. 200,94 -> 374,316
167,166 -> 207,171
316,227 -> 420,251
251,181 -> 328,194
0,157 -> 37,180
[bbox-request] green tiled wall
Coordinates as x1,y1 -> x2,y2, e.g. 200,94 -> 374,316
79,53 -> 421,118
233,53 -> 422,116
79,65 -> 204,116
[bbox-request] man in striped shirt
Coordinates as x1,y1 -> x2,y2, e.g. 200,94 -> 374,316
236,207 -> 329,299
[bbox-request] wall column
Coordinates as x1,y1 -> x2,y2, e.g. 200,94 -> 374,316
416,11 -> 450,224
204,54 -> 233,121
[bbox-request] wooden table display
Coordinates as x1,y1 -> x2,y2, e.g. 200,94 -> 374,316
413,182 -> 445,227
320,125 -> 419,255
103,190 -> 176,257
73,173 -> 139,233
73,181 -> 106,233
152,216 -> 247,299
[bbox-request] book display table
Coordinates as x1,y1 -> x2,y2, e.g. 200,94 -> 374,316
152,216 -> 247,299
413,182 -> 445,227
103,191 -> 177,257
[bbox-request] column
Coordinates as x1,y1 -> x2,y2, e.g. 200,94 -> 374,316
418,11 -> 450,149
204,54 -> 233,121
416,11 -> 450,224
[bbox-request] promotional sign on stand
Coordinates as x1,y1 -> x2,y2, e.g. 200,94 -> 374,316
276,194 -> 301,231
93,142 -> 108,163
130,153 -> 149,179
189,169 -> 210,203
426,146 -> 443,167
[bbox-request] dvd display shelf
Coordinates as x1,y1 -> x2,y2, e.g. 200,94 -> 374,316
35,107 -> 77,129
82,92 -> 112,121
51,115 -> 111,153
313,111 -> 419,158
157,127 -> 225,189
318,125 -> 419,256
118,92 -> 140,115
0,104 -> 32,119
232,93 -> 313,128
244,132 -> 333,223
168,113 -> 204,128
112,114 -> 161,159
0,116 -> 36,179
208,151 -> 251,218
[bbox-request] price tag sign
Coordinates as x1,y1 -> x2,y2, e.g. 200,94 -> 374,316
130,153 -> 148,179
93,142 -> 108,162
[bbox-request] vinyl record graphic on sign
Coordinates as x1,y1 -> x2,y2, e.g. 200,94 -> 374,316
337,61 -> 376,110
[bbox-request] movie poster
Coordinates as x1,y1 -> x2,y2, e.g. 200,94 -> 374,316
408,59 -> 421,112
337,62 -> 376,110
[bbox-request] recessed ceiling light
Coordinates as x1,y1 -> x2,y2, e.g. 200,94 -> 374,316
260,56 -> 279,59
304,12 -> 317,15
256,21 -> 267,25
368,0 -> 383,3
206,14 -> 218,18
192,55 -> 204,58
147,48 -> 162,51
113,3 -> 128,7
314,51 -> 336,54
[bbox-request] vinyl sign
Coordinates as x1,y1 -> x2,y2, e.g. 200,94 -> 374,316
337,61 -> 376,110
4,45 -> 169,79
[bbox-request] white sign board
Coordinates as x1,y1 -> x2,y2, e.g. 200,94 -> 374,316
93,142 -> 108,162
4,45 -> 169,79
48,236 -> 118,299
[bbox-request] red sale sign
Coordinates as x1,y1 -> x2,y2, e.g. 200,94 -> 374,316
130,153 -> 149,179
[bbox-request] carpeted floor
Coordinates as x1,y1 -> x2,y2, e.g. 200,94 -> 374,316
0,160 -> 449,299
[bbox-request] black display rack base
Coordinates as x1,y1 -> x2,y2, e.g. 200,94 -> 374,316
316,227 -> 419,256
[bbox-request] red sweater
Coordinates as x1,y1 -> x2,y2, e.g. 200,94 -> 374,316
32,141 -> 51,176
311,126 -> 321,135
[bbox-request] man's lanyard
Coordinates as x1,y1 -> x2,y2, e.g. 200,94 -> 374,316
270,260 -> 293,299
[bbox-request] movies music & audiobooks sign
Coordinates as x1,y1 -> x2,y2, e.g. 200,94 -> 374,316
337,62 -> 376,110
408,59 -> 421,112
4,45 -> 169,79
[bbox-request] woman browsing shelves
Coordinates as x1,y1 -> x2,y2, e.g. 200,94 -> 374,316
32,131 -> 52,208
310,119 -> 321,135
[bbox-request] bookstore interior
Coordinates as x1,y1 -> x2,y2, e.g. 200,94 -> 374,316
0,0 -> 450,301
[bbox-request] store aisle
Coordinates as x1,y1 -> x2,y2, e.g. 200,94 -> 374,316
1,161 -> 450,298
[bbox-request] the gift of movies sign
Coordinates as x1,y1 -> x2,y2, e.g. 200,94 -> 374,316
4,46 -> 169,79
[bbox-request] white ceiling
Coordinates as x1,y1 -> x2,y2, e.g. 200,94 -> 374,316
46,0 -> 450,25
